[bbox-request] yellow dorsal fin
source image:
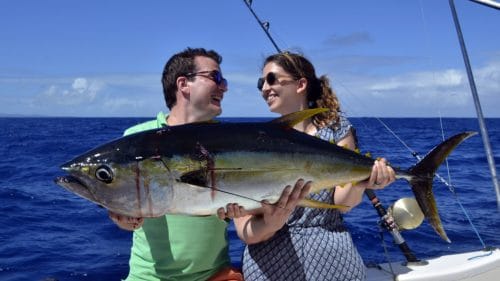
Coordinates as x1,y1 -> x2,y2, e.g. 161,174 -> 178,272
298,198 -> 349,210
270,108 -> 329,129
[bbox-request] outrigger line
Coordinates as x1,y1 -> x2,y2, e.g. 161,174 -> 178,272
241,0 -> 421,264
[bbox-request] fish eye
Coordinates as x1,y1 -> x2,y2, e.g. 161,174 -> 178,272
95,165 -> 114,183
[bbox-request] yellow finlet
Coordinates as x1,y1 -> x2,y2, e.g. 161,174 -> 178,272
270,108 -> 329,129
298,198 -> 349,210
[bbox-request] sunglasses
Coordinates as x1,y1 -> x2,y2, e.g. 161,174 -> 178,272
186,70 -> 228,87
257,72 -> 295,91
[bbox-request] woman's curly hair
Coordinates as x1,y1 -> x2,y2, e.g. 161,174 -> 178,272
263,52 -> 341,128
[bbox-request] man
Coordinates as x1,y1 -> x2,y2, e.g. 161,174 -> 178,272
108,47 -> 241,281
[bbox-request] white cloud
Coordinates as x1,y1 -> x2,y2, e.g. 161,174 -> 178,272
369,69 -> 464,91
475,59 -> 500,94
331,59 -> 500,117
36,77 -> 104,106
210,59 -> 500,118
1,60 -> 498,117
9,74 -> 161,116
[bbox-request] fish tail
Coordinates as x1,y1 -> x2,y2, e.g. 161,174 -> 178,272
407,131 -> 477,243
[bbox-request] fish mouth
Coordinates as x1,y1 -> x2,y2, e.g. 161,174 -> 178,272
55,175 -> 85,186
54,175 -> 89,194
54,175 -> 97,204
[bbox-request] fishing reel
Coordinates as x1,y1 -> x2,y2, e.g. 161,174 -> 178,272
388,197 -> 424,231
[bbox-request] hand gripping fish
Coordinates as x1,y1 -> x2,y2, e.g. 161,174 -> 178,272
55,108 -> 476,242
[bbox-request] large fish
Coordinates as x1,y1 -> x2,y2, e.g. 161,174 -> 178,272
55,109 -> 475,242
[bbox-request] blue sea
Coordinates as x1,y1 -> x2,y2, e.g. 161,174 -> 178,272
1,117 -> 499,281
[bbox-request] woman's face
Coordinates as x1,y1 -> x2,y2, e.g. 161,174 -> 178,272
260,62 -> 303,115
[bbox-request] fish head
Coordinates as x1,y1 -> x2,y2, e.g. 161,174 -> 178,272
55,136 -> 178,217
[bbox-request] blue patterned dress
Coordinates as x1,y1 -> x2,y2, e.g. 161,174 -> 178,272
242,116 -> 366,281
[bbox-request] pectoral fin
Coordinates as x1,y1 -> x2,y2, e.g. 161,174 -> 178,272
179,169 -> 207,187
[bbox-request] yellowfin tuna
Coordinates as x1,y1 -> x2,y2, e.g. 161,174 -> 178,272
55,109 -> 476,242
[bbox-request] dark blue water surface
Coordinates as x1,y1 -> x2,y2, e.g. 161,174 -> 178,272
1,117 -> 499,281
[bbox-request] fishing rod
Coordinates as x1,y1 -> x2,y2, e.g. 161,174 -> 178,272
241,0 -> 421,264
242,0 -> 282,53
364,189 -> 419,263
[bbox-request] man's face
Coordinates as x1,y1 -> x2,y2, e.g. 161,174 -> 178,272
187,56 -> 227,121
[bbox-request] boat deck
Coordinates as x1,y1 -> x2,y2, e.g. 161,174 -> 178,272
366,248 -> 500,281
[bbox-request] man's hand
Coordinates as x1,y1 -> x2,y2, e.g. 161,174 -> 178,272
217,203 -> 249,220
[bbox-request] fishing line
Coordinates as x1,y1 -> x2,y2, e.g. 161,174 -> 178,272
439,114 -> 487,248
211,187 -> 263,204
209,187 -> 284,209
378,228 -> 397,279
439,113 -> 452,186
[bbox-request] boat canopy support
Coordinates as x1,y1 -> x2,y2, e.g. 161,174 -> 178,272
450,0 -> 500,207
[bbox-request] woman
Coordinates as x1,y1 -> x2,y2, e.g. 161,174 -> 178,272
232,52 -> 396,281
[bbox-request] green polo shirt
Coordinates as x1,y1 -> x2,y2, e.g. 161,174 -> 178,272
124,112 -> 230,281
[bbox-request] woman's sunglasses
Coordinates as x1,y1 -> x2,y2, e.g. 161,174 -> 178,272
186,70 -> 228,87
257,72 -> 295,91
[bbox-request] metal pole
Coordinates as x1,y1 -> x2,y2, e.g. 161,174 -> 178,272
449,0 -> 500,206
470,0 -> 500,10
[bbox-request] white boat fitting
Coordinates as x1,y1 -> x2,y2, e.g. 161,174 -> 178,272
366,248 -> 500,281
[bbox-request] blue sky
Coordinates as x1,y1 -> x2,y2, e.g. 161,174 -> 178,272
1,0 -> 499,117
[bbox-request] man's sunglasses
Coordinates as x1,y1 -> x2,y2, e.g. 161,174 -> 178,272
257,72 -> 295,91
186,70 -> 227,87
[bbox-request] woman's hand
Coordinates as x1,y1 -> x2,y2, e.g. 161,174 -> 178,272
217,179 -> 311,223
260,179 -> 312,233
366,158 -> 396,189
233,179 -> 312,244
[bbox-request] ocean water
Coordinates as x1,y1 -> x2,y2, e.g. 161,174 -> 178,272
1,117 -> 499,281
